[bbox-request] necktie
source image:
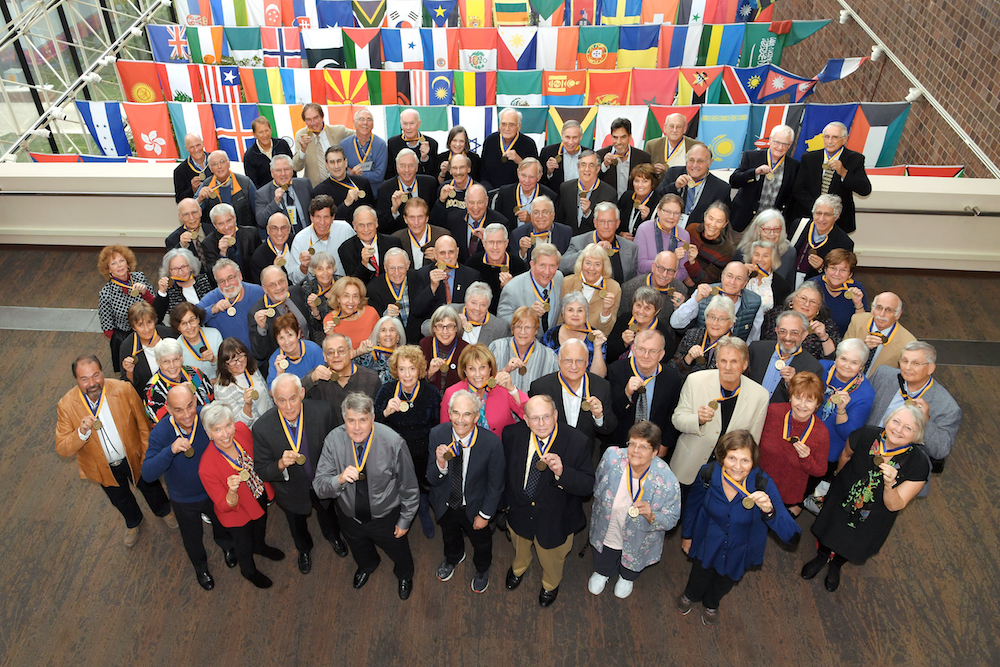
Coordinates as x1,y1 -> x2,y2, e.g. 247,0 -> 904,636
354,443 -> 372,522
636,390 -> 648,423
541,288 -> 550,330
448,447 -> 464,510
821,167 -> 834,195
444,271 -> 452,303
469,233 -> 479,258
863,347 -> 877,375
685,185 -> 696,213
369,246 -> 379,275
525,450 -> 542,498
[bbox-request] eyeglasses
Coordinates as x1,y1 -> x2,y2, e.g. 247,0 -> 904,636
526,413 -> 554,424
225,353 -> 247,366
706,314 -> 731,323
512,324 -> 536,332
434,323 -> 457,331
217,274 -> 240,285
770,140 -> 792,148
627,441 -> 653,453
760,226 -> 782,234
899,359 -> 931,367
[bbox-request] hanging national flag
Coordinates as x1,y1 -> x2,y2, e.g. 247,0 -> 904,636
517,107 -> 549,151
245,0 -> 283,26
156,62 -> 204,102
748,0 -> 774,22
758,65 -> 817,103
645,104 -> 700,142
676,0 -> 707,24
536,26 -> 578,70
258,103 -> 307,145
301,28 -> 345,67
353,0 -> 388,26
280,68 -> 325,102
459,0 -> 493,26
458,28 -> 498,71
316,0 -> 356,26
816,56 -> 869,83
597,0 -> 640,25
212,103 -> 260,160
79,155 -> 128,163
198,65 -> 243,102
497,27 -> 537,69
451,106 -> 495,153
696,23 -> 744,66
545,105 -> 597,145
122,102 -> 181,158
261,27 -> 302,67
367,70 -> 413,104
656,26 -> 689,68
186,26 -> 227,65
175,0 -> 215,27
117,61 -> 166,103
744,102 -> 804,151
345,28 -> 385,69
795,103 -> 858,157
223,27 -> 264,67
382,28 -> 425,69
76,101 -> 132,157
387,0 -> 423,26
906,165 -> 964,177
148,25 -> 191,63
698,103 -> 749,168
530,0 -> 566,25
846,102 -> 910,168
577,25 -> 618,69
29,153 -> 81,163
496,70 -> 542,105
640,0 -> 678,23
411,71 -> 454,104
711,0 -> 741,22
282,0 -> 320,27
568,0 -> 596,25
386,105 -> 450,145
454,70 -> 496,104
617,25 -> 658,68
586,69 -> 630,105
424,0 -> 461,26
739,19 -> 829,67
240,67 -> 286,103
421,27 -> 459,69
628,68 -> 678,105
541,70 -> 586,105
166,101 -> 220,156
719,64 -> 761,104
212,0 -> 251,26
325,69 -> 371,103
676,66 -> 723,104
494,0 -> 531,24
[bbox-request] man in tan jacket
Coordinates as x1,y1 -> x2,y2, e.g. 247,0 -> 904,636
291,103 -> 355,187
56,355 -> 176,547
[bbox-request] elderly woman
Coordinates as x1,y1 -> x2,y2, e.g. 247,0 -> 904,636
734,209 -> 797,285
120,301 -> 174,396
441,344 -> 528,438
420,305 -> 469,394
761,282 -> 841,360
268,313 -> 324,380
588,421 -> 680,599
606,286 -> 676,363
803,405 -> 929,592
489,306 -> 560,393
683,201 -> 735,286
743,240 -> 791,341
154,248 -> 213,322
618,164 -> 660,240
808,248 -> 867,335
459,282 -> 506,348
635,194 -> 692,280
678,430 -> 801,627
144,338 -> 213,423
170,302 -> 224,380
97,244 -> 154,372
214,337 -> 274,427
561,244 -> 621,337
542,291 -> 608,377
198,402 -> 283,589
670,295 -> 734,380
322,276 -> 380,351
758,372 -> 830,516
436,125 -> 482,182
355,316 -> 405,384
375,345 -> 442,538
302,251 -> 338,343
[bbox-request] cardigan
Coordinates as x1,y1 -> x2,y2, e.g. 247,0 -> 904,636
199,422 -> 274,528
758,403 -> 830,504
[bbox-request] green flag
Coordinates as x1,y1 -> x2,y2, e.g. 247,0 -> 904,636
545,106 -> 597,147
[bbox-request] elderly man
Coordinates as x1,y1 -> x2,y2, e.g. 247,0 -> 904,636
314,392 -> 420,600
339,206 -> 403,283
497,242 -> 564,333
729,125 -> 800,233
199,258 -> 265,349
560,202 -> 640,285
243,116 -> 293,188
165,197 -> 211,277
366,247 -> 437,343
790,121 -> 872,234
791,194 -> 855,283
288,195 -> 356,283
645,113 -> 698,174
433,153 -> 477,214
597,118 -> 652,198
669,337 -> 769,486
845,292 -> 916,376
655,143 -> 731,228
481,107 -> 540,188
510,196 -> 573,261
56,355 -> 174,547
491,158 -> 558,231
391,197 -> 451,270
467,223 -> 528,312
540,119 -> 584,190
386,108 -> 439,180
458,282 -> 508,347
196,150 -> 256,229
427,390 -> 505,593
292,102 -> 355,187
341,106 -> 388,190
248,212 -> 293,284
376,148 -> 439,234
248,265 -> 309,368
746,310 -> 823,403
142,385 -> 234,590
304,333 -> 383,426
443,183 -> 509,264
529,338 -> 618,448
203,203 -> 260,283
174,133 -> 209,202
670,261 -> 762,341
557,149 -> 618,234
501,394 -> 594,607
619,250 -> 688,315
254,154 -> 313,236
418,234 -> 481,307
310,146 -> 377,223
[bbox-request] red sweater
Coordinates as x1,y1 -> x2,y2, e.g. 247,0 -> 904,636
758,403 -> 829,505
198,422 -> 274,528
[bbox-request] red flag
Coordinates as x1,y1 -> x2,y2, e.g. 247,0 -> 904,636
568,0 -> 595,25
629,68 -> 679,105
905,165 -> 964,177
325,105 -> 359,128
122,102 -> 180,159
864,166 -> 906,176
769,20 -> 792,34
29,153 -> 81,163
586,70 -> 630,105
116,60 -> 165,103
324,70 -> 370,104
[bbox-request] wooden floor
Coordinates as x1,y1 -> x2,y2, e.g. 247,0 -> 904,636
1,246 -> 998,666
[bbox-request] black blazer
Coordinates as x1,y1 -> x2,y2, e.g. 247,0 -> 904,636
366,269 -> 438,343
745,340 -> 824,404
385,135 -> 440,180
375,175 -> 439,235
479,132 -> 539,188
173,159 -> 207,203
491,183 -> 559,232
509,222 -> 573,261
416,263 -> 481,309
501,421 -> 595,549
465,251 -> 528,312
557,179 -> 618,235
790,147 -> 872,234
604,315 -> 678,366
243,138 -> 293,189
165,224 -> 209,250
656,168 -> 732,228
426,423 -> 505,523
528,372 -> 618,448
443,208 -> 510,265
728,149 -> 800,232
337,233 -> 403,283
118,325 -> 176,398
252,400 -> 336,515
310,174 -> 377,222
434,150 -> 483,182
202,226 -> 261,285
247,286 -> 309,364
607,358 -> 683,453
595,146 -> 652,192
390,224 -> 453,268
616,189 -> 656,236
538,142 -> 577,190
246,241 -> 289,285
791,222 -> 854,281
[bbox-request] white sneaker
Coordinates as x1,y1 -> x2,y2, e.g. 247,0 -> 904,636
614,576 -> 634,599
588,572 -> 609,595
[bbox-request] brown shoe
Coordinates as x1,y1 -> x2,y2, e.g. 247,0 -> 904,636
124,526 -> 140,548
162,512 -> 179,530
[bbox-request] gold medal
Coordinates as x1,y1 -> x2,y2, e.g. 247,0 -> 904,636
535,459 -> 547,471
708,400 -> 718,409
876,333 -> 889,343
501,155 -> 509,163
788,436 -> 800,445
184,448 -> 195,459
628,323 -> 640,332
357,472 -> 366,481
742,496 -> 755,510
610,157 -> 619,166
683,243 -> 691,251
580,400 -> 591,412
329,316 -> 341,326
129,286 -> 140,297
186,382 -> 196,394
873,455 -> 884,466
555,154 -> 562,163
274,256 -> 286,267
295,454 -> 306,465
329,370 -> 340,382
251,390 -> 259,400
542,302 -> 551,312
598,289 -> 608,299
822,162 -> 834,171
513,205 -> 521,214
436,261 -> 447,271
463,322 -> 473,333
530,237 -> 537,246
400,193 -> 409,203
398,401 -> 409,413
829,393 -> 842,405
224,235 -> 236,245
518,367 -> 527,375
277,359 -> 288,370
627,506 -> 639,518
486,378 -> 497,389
587,331 -> 596,342
308,247 -> 316,256
226,306 -> 236,316
92,419 -> 103,431
447,190 -> 456,199
711,286 -> 721,296
443,450 -> 455,461
904,397 -> 915,406
694,356 -> 706,365
265,308 -> 276,318
765,173 -> 775,181
239,469 -> 250,482
280,183 -> 290,191
774,360 -> 786,370
578,192 -> 588,201
606,248 -> 617,257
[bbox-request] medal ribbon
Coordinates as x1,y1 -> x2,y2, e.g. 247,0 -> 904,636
869,317 -> 898,345
645,273 -> 672,295
332,176 -> 359,192
352,428 -> 375,473
767,149 -> 785,173
466,214 -> 486,234
632,190 -> 653,209
266,239 -> 289,260
188,156 -> 206,174
581,275 -> 605,292
215,438 -> 251,473
170,414 -> 199,448
557,372 -> 591,403
825,365 -> 863,396
629,464 -> 650,504
629,315 -> 659,331
717,382 -> 742,403
665,140 -> 683,164
629,357 -> 661,389
385,274 -> 406,302
78,386 -> 105,420
316,282 -> 334,301
407,226 -> 429,250
433,338 -> 457,366
242,371 -> 255,390
807,221 -> 829,251
448,426 -> 479,458
499,132 -> 519,155
371,345 -> 395,362
900,376 -> 934,401
529,273 -> 551,307
207,174 -> 242,196
108,275 -> 135,291
782,411 -> 815,445
701,329 -> 730,355
158,367 -> 193,388
463,307 -> 490,327
354,137 -> 372,164
397,177 -> 414,195
263,292 -> 288,310
873,431 -> 911,461
821,273 -> 856,296
516,184 -> 539,209
590,231 -> 620,253
824,147 -> 845,166
283,340 -> 305,362
395,380 -> 421,405
578,178 -> 599,196
132,331 -> 161,357
513,340 -> 536,367
280,411 -> 304,456
775,342 -> 802,364
531,423 -> 558,460
486,252 -> 510,271
753,264 -> 772,279
722,469 -> 753,500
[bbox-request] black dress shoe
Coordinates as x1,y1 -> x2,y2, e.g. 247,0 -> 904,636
801,553 -> 830,580
353,569 -> 371,589
196,570 -> 215,591
330,536 -> 349,558
298,551 -> 312,574
538,586 -> 559,607
258,545 -> 285,561
398,578 -> 413,600
505,567 -> 523,591
824,561 -> 843,592
224,549 -> 238,569
243,571 -> 273,589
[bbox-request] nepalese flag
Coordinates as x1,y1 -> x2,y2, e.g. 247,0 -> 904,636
212,103 -> 260,160
316,0 -> 356,26
166,102 -> 220,156
262,27 -> 302,67
411,70 -> 454,105
816,56 -> 869,83
387,0 -> 423,26
497,26 -> 536,69
453,70 -> 496,105
75,101 -> 132,157
758,65 -> 817,103
424,0 -> 460,26
199,65 -> 243,103
421,27 -> 459,69
147,25 -> 190,62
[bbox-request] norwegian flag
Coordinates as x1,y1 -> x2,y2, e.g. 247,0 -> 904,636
211,103 -> 260,161
198,65 -> 241,103
262,27 -> 302,68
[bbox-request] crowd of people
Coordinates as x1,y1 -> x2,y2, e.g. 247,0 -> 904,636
56,105 -> 963,627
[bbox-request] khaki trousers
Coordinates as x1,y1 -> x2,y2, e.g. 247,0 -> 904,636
510,528 -> 574,591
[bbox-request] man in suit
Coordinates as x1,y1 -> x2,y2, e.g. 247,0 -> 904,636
287,195 -> 356,284
291,102 -> 355,187
645,113 -> 699,175
619,250 -> 688,315
243,116 -> 293,188
202,203 -> 260,287
790,194 -> 855,282
728,125 -> 800,233
418,234 -> 481,308
608,329 -> 683,456
844,292 -> 916,377
248,265 -> 310,369
467,223 -> 528,313
529,339 -> 617,449
510,196 -> 573,263
540,120 -> 583,190
481,107 -> 540,188
501,395 -> 595,607
338,206 -> 403,283
655,143 -> 732,229
670,261 -> 762,341
444,184 -> 509,265
746,310 -> 823,403
55,355 -> 175,547
253,154 -> 313,237
459,282 -> 508,348
196,150 -> 256,230
427,390 -> 505,593
253,373 -> 348,575
790,122 -> 872,234
597,117 -> 652,198
385,108 -> 439,181
557,150 -> 618,235
497,242 -> 563,335
309,146 -> 376,222
376,149 -> 439,235
366,248 -> 438,344
560,202 -> 640,285
391,197 -> 451,270
173,133 -> 209,202
313,392 -> 420,600
303,333 -> 383,427
247,212 -> 292,285
669,337 -> 769,486
165,198 -> 211,280
342,107 -> 388,191
491,158 -> 558,231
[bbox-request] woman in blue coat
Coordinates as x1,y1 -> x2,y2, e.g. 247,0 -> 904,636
678,430 -> 801,627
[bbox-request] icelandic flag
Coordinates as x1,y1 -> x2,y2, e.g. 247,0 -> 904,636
816,57 -> 869,83
148,25 -> 190,62
211,103 -> 261,161
75,101 -> 132,157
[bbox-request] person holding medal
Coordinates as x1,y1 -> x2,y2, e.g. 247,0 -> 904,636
165,199 -> 209,275
301,251 -> 338,343
760,282 -> 842,361
597,119 -> 652,200
199,402 -> 283,589
97,244 -> 155,372
670,260 -> 761,342
248,213 -> 293,284
267,314 -> 324,381
201,203 -> 260,285
310,146 -> 376,223
366,247 -> 438,344
321,277 -> 381,352
560,244 -> 622,339
733,209 -> 797,285
467,224 -> 528,312
338,206 -> 403,284
170,302 -> 224,381
646,113 -> 698,175
560,202 -> 640,286
844,292 -> 916,377
153,248 -> 213,323
509,197 -> 573,262
288,195 -> 356,285
790,194 -> 854,283
434,126 -> 482,185
619,251 -> 687,329
120,301 -> 174,398
617,164 -> 660,241
677,430 -> 801,627
196,150 -> 256,230
541,291 -> 608,377
291,103 -> 355,187
807,248 -> 867,335
741,240 -> 791,341
304,333 -> 383,426
199,259 -> 264,349
356,316 -> 406,383
420,305 -> 469,394
458,283 -> 507,347
376,149 -> 439,234
418,231 -> 481,307
589,421 -> 680,599
144,338 -> 214,423
490,158 -> 557,234
539,120 -> 583,190
442,344 -> 528,438
243,116 -> 294,189
432,153 -> 478,214
633,195 -> 693,283
489,307 -> 560,393
173,133 -> 209,202
728,125 -> 800,234
390,197 -> 451,270
556,150 -> 617,235
386,108 -> 439,181
481,108 -> 539,188
214,338 -> 273,427
341,107 -> 387,191
497,242 -> 564,334
746,310 -> 824,403
670,295 -> 735,380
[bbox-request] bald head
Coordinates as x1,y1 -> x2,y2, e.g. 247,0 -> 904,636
165,384 -> 197,430
871,292 -> 904,329
655,250 -> 678,270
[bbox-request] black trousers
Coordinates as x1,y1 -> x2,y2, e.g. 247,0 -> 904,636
683,559 -> 735,610
439,507 -> 493,573
337,505 -> 414,580
171,497 -> 233,573
101,460 -> 171,528
282,490 -> 342,554
229,494 -> 270,577
592,545 -> 641,582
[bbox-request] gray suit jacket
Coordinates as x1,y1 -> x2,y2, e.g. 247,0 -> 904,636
559,233 -> 639,285
469,315 -> 509,349
866,366 -> 962,461
254,177 -> 314,233
496,270 -> 564,336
